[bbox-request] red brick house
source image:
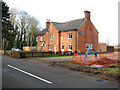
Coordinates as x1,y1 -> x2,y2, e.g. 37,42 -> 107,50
37,11 -> 98,53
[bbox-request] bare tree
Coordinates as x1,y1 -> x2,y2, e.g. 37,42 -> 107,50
10,8 -> 41,50
10,8 -> 19,47
10,8 -> 18,27
27,16 -> 40,46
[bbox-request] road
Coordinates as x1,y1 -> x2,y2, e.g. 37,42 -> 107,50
2,56 -> 118,88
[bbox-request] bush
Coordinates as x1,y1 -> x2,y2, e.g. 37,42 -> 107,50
5,50 -> 12,56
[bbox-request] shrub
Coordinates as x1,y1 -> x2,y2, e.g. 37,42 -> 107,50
5,50 -> 12,56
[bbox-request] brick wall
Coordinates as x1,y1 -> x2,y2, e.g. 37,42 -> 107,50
37,20 -> 98,53
37,11 -> 98,53
37,23 -> 59,52
60,30 -> 77,53
77,20 -> 98,53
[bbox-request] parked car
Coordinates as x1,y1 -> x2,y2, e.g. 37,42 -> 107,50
11,48 -> 21,51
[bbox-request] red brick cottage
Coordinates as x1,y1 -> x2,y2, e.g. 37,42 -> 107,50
37,11 -> 98,53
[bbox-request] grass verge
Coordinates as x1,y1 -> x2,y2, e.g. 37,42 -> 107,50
50,61 -> 120,81
27,55 -> 73,59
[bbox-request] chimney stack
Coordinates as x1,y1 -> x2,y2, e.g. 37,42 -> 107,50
46,19 -> 50,27
84,11 -> 91,20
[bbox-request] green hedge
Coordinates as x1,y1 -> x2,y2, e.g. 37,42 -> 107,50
11,51 -> 72,58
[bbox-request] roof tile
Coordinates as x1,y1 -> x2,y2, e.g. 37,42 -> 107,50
37,18 -> 85,35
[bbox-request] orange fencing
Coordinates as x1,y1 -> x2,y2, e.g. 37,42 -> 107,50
72,52 -> 120,66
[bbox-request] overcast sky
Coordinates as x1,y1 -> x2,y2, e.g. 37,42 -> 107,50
5,0 -> 119,45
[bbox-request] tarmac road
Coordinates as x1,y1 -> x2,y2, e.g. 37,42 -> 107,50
2,56 -> 118,88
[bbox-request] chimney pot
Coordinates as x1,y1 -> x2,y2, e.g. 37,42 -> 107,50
46,19 -> 50,27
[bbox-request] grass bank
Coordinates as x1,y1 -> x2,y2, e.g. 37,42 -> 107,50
50,61 -> 119,81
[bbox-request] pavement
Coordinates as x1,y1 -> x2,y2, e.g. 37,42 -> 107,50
2,56 -> 119,88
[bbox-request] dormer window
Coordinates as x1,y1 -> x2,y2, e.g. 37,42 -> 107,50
68,33 -> 72,39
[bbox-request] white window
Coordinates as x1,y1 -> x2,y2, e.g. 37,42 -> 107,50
40,37 -> 43,41
50,35 -> 53,40
41,46 -> 43,50
49,45 -> 52,50
86,44 -> 89,49
90,44 -> 92,49
68,33 -> 72,39
62,45 -> 64,49
68,44 -> 72,51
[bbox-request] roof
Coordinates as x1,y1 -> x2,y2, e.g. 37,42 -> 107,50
52,18 -> 85,31
37,26 -> 49,35
37,18 -> 85,35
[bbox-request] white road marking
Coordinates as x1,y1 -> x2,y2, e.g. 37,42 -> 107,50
7,64 -> 52,84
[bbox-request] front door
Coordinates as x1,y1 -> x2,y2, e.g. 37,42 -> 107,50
54,45 -> 57,54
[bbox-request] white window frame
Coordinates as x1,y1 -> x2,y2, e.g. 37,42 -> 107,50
40,37 -> 43,41
86,44 -> 89,49
68,33 -> 72,39
68,44 -> 72,51
90,44 -> 92,49
61,45 -> 64,50
50,35 -> 53,40
41,46 -> 43,50
49,45 -> 52,50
